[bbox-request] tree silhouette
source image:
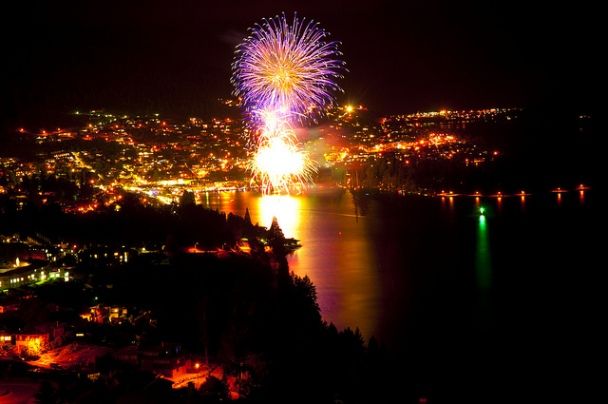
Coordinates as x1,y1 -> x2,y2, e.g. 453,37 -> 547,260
267,216 -> 287,259
244,207 -> 252,228
199,375 -> 229,402
268,217 -> 285,244
35,380 -> 57,404
179,190 -> 195,207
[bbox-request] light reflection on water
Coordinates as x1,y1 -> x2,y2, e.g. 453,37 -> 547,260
200,190 -> 379,337
258,195 -> 300,237
198,188 -> 593,349
476,214 -> 491,290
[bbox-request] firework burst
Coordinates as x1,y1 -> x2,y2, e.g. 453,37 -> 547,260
232,13 -> 344,193
250,135 -> 316,194
232,13 -> 344,121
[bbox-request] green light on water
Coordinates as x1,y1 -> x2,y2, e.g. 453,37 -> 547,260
476,213 -> 490,290
476,213 -> 492,329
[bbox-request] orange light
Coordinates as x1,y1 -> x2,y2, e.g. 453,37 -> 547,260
26,337 -> 43,355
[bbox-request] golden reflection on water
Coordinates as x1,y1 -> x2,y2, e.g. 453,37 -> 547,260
200,190 -> 379,338
257,195 -> 301,237
259,192 -> 378,337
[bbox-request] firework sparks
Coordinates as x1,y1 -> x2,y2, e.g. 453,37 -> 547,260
232,13 -> 345,122
252,136 -> 313,194
250,111 -> 316,194
232,13 -> 344,193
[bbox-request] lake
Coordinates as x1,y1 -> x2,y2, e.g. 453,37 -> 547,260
204,187 -> 597,400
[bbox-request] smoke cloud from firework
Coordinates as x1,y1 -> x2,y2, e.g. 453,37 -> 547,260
232,13 -> 345,193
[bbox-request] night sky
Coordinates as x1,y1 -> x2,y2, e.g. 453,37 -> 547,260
2,0 -> 600,127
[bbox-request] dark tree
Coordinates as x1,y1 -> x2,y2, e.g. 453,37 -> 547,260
267,217 -> 285,249
199,376 -> 229,403
244,207 -> 252,228
35,380 -> 57,404
179,190 -> 196,207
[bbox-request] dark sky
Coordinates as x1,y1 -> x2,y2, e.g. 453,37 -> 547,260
2,0 -> 600,126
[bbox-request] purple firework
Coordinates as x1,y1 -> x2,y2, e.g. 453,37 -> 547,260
231,13 -> 345,123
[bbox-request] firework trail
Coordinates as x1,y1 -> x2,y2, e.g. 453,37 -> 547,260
232,13 -> 345,193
